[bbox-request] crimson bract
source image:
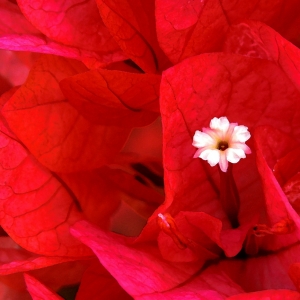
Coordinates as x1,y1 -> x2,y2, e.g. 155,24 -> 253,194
0,0 -> 299,299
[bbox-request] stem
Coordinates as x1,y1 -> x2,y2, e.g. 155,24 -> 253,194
218,163 -> 240,228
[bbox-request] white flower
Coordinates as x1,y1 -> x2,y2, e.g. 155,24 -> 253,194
192,117 -> 251,172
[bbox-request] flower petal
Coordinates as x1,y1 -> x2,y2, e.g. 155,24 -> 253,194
210,117 -> 230,132
192,130 -> 214,148
218,152 -> 228,172
231,143 -> 252,155
206,150 -> 221,167
226,148 -> 245,164
232,125 -> 251,142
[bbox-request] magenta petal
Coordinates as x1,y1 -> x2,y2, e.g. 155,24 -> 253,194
208,243 -> 300,292
227,290 -> 300,300
135,264 -> 244,299
71,220 -> 202,297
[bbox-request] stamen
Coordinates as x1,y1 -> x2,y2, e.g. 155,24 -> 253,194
271,218 -> 295,234
253,218 -> 295,237
157,213 -> 189,250
157,213 -> 221,260
245,218 -> 295,255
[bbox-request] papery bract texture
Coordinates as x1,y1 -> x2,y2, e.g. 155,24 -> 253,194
76,259 -> 132,300
0,121 -> 91,255
213,243 -> 300,292
0,280 -> 31,300
253,126 -> 300,219
1,1 -> 300,298
136,267 -> 244,300
0,90 -> 92,256
17,0 -> 117,51
160,53 -> 300,229
0,244 -> 78,275
157,210 -> 252,263
71,220 -> 204,298
0,236 -> 90,298
0,1 -> 126,66
58,168 -> 121,229
254,130 -> 300,251
224,20 -> 300,92
100,165 -> 164,220
2,55 -> 132,172
60,69 -> 161,126
96,0 -> 170,72
156,0 -> 300,64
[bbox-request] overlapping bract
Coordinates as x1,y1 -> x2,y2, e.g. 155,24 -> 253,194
0,0 -> 299,299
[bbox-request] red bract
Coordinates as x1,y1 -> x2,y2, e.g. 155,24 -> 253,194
156,0 -> 300,64
24,274 -> 64,300
71,220 -> 203,296
60,69 -> 161,126
214,244 -> 300,292
224,20 -> 300,92
157,211 -> 251,263
103,165 -> 164,220
0,105 -> 91,256
96,0 -> 171,72
0,236 -> 90,298
160,52 -> 300,229
0,237 -> 79,275
0,50 -> 33,90
153,20 -> 300,294
58,168 -> 122,229
71,220 -> 300,299
2,55 -> 132,172
0,60 -> 158,255
76,259 -> 132,300
73,20 -> 300,299
227,290 -> 300,300
0,0 -> 300,298
0,0 -> 125,67
17,0 -> 116,52
70,17 -> 300,297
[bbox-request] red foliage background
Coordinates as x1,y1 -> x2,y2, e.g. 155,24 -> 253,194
0,0 -> 300,299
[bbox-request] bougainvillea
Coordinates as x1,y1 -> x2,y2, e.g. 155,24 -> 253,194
0,0 -> 300,299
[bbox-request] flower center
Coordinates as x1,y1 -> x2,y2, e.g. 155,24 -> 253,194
218,141 -> 228,151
